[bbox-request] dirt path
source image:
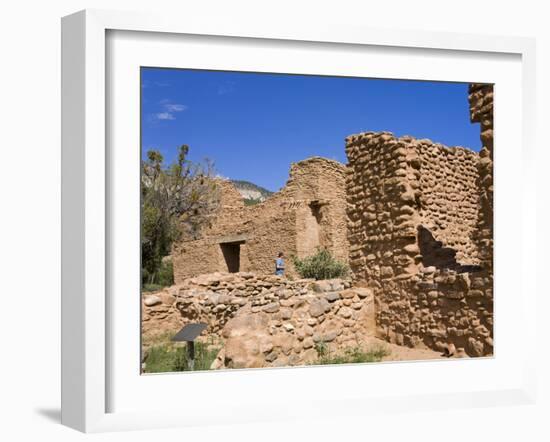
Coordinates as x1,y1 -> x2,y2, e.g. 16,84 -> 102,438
362,336 -> 447,362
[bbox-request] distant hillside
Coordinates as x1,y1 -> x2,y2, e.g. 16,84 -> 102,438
231,180 -> 274,205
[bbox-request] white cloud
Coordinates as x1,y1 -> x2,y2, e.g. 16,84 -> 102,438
150,101 -> 188,121
164,103 -> 188,112
155,112 -> 175,120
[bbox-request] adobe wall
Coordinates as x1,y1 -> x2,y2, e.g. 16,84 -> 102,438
345,125 -> 493,356
172,157 -> 348,283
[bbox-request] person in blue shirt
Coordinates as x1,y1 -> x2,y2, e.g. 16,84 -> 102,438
275,252 -> 285,276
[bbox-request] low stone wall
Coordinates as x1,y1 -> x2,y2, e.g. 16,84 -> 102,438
172,272 -> 319,335
141,291 -> 183,345
215,279 -> 375,368
142,272 -> 375,368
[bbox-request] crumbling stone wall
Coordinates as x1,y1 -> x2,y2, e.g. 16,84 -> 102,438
217,279 -> 374,368
141,291 -> 183,346
416,142 -> 480,264
142,272 -> 375,368
172,157 -> 348,282
148,83 -> 495,363
469,84 -> 494,270
346,133 -> 481,278
346,117 -> 493,356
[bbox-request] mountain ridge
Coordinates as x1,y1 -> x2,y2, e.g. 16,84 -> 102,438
230,179 -> 274,205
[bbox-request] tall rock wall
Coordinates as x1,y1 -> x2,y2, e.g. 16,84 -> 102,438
346,129 -> 493,356
469,84 -> 494,270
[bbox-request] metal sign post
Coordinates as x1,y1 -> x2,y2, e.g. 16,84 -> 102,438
187,341 -> 195,371
171,323 -> 207,371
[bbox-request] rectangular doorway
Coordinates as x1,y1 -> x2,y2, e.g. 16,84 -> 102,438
220,242 -> 242,273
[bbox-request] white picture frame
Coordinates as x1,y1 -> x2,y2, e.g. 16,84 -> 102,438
61,9 -> 537,433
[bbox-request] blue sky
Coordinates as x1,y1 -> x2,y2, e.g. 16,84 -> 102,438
141,68 -> 481,192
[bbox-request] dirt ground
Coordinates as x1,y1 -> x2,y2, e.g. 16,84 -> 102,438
362,336 -> 448,362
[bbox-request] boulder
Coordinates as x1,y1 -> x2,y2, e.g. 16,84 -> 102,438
339,289 -> 356,299
338,307 -> 353,319
467,337 -> 485,357
143,295 -> 162,307
355,287 -> 373,299
222,313 -> 271,368
309,298 -> 331,317
280,308 -> 293,320
325,292 -> 341,302
311,280 -> 332,293
262,302 -> 280,313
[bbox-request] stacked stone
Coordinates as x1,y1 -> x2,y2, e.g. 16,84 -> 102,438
465,83 -> 494,356
416,142 -> 480,264
172,272 -> 318,335
345,131 -> 493,356
214,279 -> 375,369
345,132 -> 423,283
142,272 -> 376,369
406,267 -> 493,355
469,84 -> 494,270
141,291 -> 183,343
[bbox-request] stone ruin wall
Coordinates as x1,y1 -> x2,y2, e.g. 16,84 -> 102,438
469,84 -> 494,270
346,132 -> 480,279
172,157 -> 348,283
416,141 -> 480,265
142,272 -> 375,368
172,180 -> 298,282
346,115 -> 493,356
147,83 -> 495,364
281,156 -> 349,264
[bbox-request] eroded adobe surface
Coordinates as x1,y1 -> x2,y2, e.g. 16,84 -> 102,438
172,157 -> 348,282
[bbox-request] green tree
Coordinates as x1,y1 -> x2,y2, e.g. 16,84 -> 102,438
141,145 -> 219,285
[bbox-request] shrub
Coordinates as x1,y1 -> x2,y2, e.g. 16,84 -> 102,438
156,259 -> 174,287
141,259 -> 174,290
314,344 -> 390,366
243,197 -> 262,206
142,283 -> 164,293
292,248 -> 349,280
314,340 -> 328,358
143,340 -> 221,373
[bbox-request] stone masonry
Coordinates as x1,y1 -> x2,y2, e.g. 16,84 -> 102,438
172,157 -> 348,282
344,83 -> 494,356
142,272 -> 374,368
143,82 -> 494,366
469,84 -> 494,271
